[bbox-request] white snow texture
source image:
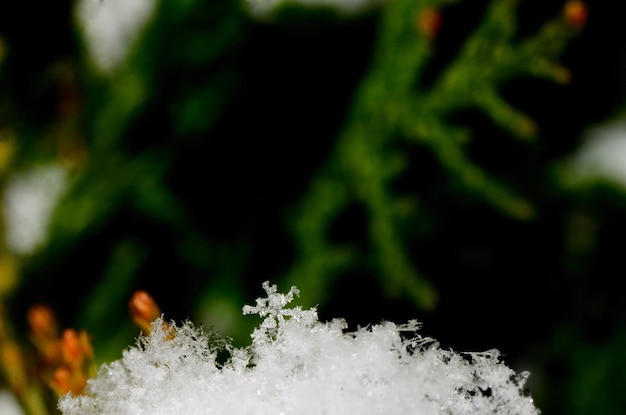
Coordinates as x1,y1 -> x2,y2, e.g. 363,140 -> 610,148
59,282 -> 538,415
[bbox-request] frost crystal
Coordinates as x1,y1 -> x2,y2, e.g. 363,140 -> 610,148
59,282 -> 539,415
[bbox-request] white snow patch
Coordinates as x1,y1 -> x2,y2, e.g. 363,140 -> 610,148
3,164 -> 68,255
75,0 -> 158,74
571,118 -> 626,188
0,390 -> 24,415
59,282 -> 538,415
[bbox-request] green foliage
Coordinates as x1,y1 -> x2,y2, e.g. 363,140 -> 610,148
284,0 -> 579,310
0,0 -> 581,349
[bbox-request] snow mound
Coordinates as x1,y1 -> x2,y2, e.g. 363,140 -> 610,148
59,282 -> 538,415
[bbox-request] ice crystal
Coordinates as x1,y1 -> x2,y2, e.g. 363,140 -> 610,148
59,282 -> 538,415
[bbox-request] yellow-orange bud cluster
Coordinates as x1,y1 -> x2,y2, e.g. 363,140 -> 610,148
27,305 -> 58,340
27,305 -> 94,396
52,328 -> 94,395
1,293 -> 167,414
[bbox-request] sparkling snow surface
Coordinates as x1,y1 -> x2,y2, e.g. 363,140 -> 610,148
60,283 -> 538,415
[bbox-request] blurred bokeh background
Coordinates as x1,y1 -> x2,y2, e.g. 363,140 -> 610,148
1,0 -> 626,414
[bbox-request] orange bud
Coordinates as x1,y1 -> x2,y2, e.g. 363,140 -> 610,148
52,329 -> 93,396
78,330 -> 94,362
129,290 -> 161,334
416,7 -> 443,39
60,329 -> 82,369
52,365 -> 88,396
27,304 -> 59,341
564,0 -> 587,29
51,367 -> 73,395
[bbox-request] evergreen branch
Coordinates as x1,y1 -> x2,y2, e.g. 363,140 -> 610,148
285,0 -> 580,309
